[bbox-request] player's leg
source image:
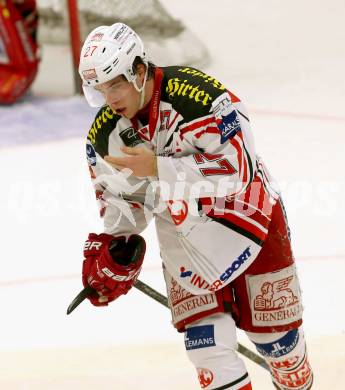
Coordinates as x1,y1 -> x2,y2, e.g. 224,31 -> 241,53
229,199 -> 313,389
185,312 -> 252,390
246,326 -> 313,389
162,261 -> 253,389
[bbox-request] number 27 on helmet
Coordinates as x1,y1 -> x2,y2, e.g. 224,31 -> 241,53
78,23 -> 147,107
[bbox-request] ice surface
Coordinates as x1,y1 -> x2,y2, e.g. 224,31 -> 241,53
0,0 -> 344,388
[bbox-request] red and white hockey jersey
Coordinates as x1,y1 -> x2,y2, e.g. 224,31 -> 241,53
86,66 -> 280,297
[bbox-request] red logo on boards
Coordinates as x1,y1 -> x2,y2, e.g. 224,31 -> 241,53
167,200 -> 188,226
254,276 -> 299,311
197,368 -> 214,388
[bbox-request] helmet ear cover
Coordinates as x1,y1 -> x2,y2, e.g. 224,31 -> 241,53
78,23 -> 147,107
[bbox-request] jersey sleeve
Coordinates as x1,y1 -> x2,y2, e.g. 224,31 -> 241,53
86,140 -> 152,236
157,91 -> 256,201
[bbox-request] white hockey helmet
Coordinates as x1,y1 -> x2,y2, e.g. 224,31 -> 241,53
78,23 -> 147,107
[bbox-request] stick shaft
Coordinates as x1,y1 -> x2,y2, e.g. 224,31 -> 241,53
134,279 -> 168,307
134,279 -> 269,371
67,279 -> 268,370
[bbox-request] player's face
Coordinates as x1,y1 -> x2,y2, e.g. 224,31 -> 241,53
95,75 -> 141,119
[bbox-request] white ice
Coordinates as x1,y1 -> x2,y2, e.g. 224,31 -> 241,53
0,0 -> 344,389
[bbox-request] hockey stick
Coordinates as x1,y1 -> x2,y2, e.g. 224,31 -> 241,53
130,280 -> 269,371
67,279 -> 269,371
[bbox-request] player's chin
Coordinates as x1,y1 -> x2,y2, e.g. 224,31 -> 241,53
116,108 -> 130,118
123,110 -> 136,119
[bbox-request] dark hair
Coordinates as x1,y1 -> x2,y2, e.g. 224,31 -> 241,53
133,56 -> 156,79
120,57 -> 156,82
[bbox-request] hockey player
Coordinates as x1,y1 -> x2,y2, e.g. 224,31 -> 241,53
78,23 -> 313,389
0,0 -> 39,104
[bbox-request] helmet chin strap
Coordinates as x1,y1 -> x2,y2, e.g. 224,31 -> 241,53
132,65 -> 148,110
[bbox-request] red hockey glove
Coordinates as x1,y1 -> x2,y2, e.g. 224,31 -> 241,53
82,233 -> 146,306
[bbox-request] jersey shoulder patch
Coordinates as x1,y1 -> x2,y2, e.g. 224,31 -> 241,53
160,66 -> 226,121
87,105 -> 120,157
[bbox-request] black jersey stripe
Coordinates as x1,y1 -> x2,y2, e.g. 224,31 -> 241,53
242,141 -> 254,186
164,115 -> 185,148
197,199 -> 264,246
209,214 -> 264,246
212,372 -> 249,389
237,109 -> 250,122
